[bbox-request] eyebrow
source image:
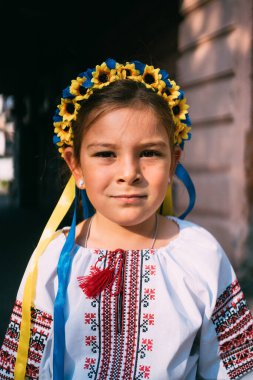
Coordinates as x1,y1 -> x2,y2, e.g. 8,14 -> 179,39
87,143 -> 117,149
86,141 -> 169,149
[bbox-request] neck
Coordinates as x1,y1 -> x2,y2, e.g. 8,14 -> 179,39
86,212 -> 158,250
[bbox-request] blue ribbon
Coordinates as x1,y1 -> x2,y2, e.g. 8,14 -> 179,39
175,162 -> 196,219
81,189 -> 95,219
53,187 -> 78,379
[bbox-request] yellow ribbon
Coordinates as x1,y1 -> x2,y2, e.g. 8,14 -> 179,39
14,175 -> 75,379
161,184 -> 174,216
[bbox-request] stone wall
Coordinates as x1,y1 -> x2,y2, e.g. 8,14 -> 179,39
175,0 -> 252,268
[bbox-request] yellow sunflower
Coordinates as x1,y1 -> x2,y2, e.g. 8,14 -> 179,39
58,99 -> 81,122
69,77 -> 92,101
171,98 -> 189,124
116,63 -> 140,79
141,65 -> 165,91
58,144 -> 65,158
92,62 -> 118,89
174,125 -> 192,145
54,121 -> 73,144
160,80 -> 180,105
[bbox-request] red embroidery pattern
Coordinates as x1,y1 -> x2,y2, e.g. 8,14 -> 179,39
81,248 -> 156,379
142,288 -> 156,308
137,365 -> 151,379
144,289 -> 155,300
143,265 -> 156,283
85,336 -> 98,353
84,313 -> 98,331
98,280 -> 113,379
141,314 -> 155,333
84,357 -> 97,378
0,300 -> 52,379
121,249 -> 140,379
211,279 -> 253,379
138,339 -> 153,359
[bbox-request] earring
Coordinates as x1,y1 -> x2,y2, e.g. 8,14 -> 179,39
168,176 -> 171,184
78,179 -> 84,188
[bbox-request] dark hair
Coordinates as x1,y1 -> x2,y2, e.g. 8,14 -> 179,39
72,80 -> 176,163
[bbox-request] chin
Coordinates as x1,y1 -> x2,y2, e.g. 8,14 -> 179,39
106,211 -> 155,227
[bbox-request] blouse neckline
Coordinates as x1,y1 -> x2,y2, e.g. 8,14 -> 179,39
61,216 -> 186,254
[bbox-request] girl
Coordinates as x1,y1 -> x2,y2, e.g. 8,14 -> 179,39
1,58 -> 253,380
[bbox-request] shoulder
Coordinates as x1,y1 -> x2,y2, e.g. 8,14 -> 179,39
24,228 -> 67,272
168,216 -> 226,256
162,216 -> 234,285
16,229 -> 68,307
18,229 -> 67,292
39,229 -> 68,265
159,217 -> 237,310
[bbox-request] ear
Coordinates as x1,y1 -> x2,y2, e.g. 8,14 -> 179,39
63,147 -> 85,188
170,145 -> 182,178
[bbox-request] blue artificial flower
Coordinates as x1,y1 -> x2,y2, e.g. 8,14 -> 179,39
182,113 -> 192,126
78,72 -> 86,78
179,130 -> 191,150
62,86 -> 74,99
178,89 -> 185,100
53,109 -> 63,123
78,68 -> 93,80
83,78 -> 93,89
159,69 -> 172,88
105,58 -> 117,69
179,141 -> 185,150
131,60 -> 145,74
53,135 -> 61,144
80,68 -> 95,88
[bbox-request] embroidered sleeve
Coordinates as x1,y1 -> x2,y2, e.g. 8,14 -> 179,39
0,233 -> 63,379
211,280 -> 253,379
0,300 -> 53,379
197,248 -> 253,380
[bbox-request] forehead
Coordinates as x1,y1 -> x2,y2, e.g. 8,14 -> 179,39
83,106 -> 170,144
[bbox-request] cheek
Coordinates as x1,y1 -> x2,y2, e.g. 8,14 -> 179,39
153,174 -> 170,198
84,173 -> 102,192
142,161 -> 171,183
83,166 -> 112,193
81,158 -> 103,182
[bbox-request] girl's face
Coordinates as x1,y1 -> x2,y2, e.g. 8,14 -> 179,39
67,106 -> 175,227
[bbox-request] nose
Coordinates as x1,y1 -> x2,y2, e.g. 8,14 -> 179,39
117,157 -> 142,184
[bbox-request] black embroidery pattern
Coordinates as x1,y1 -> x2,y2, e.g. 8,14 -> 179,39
0,300 -> 53,379
211,280 -> 253,379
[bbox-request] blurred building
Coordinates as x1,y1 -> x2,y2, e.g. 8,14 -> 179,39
0,95 -> 14,194
174,0 -> 253,280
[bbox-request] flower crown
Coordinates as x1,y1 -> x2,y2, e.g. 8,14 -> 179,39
53,58 -> 192,156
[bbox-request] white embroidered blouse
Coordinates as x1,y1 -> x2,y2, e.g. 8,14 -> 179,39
1,217 -> 253,380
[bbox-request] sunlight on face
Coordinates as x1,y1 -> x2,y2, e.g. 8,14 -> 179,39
78,106 -> 172,226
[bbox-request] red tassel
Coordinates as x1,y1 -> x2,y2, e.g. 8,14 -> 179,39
77,267 -> 115,298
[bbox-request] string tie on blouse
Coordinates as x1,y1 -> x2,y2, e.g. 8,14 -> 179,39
77,248 -> 126,298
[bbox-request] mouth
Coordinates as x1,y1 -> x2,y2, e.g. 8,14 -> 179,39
111,194 -> 147,198
110,194 -> 147,204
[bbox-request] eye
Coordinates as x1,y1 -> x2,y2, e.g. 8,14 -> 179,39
94,151 -> 116,158
141,150 -> 162,157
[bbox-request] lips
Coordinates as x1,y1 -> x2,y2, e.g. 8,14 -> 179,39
112,194 -> 147,198
109,194 -> 147,204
